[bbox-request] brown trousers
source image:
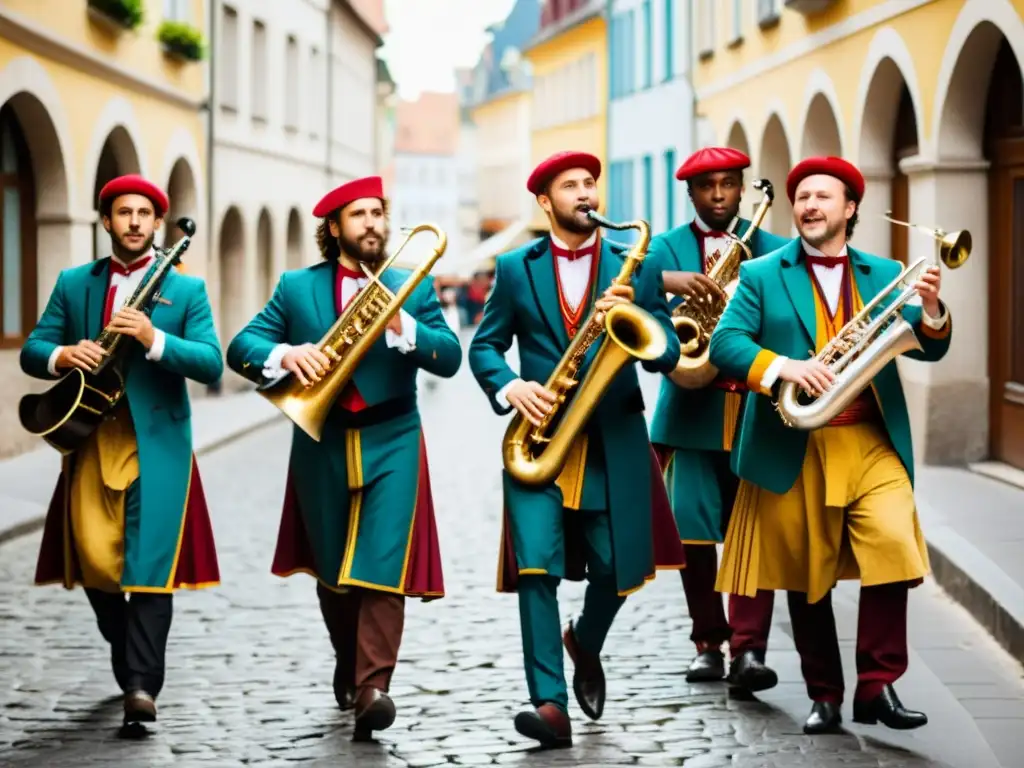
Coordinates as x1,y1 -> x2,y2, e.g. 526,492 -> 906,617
317,583 -> 405,692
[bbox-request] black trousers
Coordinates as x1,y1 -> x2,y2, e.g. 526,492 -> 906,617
85,588 -> 173,698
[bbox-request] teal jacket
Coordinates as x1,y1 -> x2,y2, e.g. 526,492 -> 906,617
226,261 -> 462,401
648,218 -> 791,452
708,239 -> 952,494
20,258 -> 223,588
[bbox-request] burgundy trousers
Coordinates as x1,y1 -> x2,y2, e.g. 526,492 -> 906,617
317,583 -> 405,693
787,581 -> 909,703
682,543 -> 775,656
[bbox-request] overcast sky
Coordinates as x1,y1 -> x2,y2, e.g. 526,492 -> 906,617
380,0 -> 517,99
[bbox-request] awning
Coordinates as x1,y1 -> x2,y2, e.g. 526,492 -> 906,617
447,217 -> 532,278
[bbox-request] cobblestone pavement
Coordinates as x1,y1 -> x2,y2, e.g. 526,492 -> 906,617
1,350 -> 1022,767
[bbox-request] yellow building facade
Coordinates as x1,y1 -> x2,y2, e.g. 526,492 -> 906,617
523,2 -> 607,233
0,0 -> 208,458
693,0 -> 1024,470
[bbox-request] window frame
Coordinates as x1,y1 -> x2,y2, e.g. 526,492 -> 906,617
0,104 -> 37,349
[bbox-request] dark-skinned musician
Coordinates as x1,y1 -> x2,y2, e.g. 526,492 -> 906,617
648,147 -> 789,691
21,174 -> 223,725
226,176 -> 461,741
469,151 -> 685,749
709,156 -> 949,733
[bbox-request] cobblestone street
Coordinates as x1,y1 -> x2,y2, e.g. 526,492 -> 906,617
1,349 -> 1022,767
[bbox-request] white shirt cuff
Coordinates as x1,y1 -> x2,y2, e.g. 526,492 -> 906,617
385,309 -> 417,354
496,377 -> 521,409
921,305 -> 948,329
761,356 -> 788,392
47,346 -> 63,376
264,343 -> 293,378
144,329 -> 166,361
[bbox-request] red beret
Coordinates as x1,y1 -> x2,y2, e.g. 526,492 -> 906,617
675,146 -> 750,181
786,156 -> 865,203
99,174 -> 169,216
313,176 -> 384,217
527,151 -> 602,196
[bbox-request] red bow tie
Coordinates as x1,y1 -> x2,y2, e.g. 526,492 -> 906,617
805,253 -> 848,268
551,243 -> 596,261
109,256 -> 151,276
690,222 -> 728,239
337,263 -> 366,280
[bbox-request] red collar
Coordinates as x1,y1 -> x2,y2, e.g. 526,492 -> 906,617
110,255 -> 152,277
550,241 -> 596,261
689,221 -> 728,239
804,253 -> 848,268
337,263 -> 365,280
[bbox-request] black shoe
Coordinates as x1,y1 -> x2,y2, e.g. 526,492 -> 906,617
333,660 -> 355,711
727,649 -> 778,692
123,690 -> 157,724
513,703 -> 572,749
686,649 -> 725,682
353,688 -> 396,741
803,700 -> 842,734
852,684 -> 928,730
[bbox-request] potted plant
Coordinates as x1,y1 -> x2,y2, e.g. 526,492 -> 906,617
158,20 -> 206,63
87,0 -> 144,32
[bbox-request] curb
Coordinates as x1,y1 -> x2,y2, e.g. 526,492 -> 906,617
925,521 -> 1024,667
0,412 -> 282,546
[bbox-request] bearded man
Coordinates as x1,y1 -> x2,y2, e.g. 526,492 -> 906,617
469,151 -> 685,749
226,176 -> 461,740
21,174 -> 223,726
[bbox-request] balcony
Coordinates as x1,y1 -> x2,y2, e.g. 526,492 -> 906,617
783,0 -> 839,14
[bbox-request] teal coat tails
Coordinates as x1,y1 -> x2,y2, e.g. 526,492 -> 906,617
23,259 -> 223,592
226,261 -> 460,598
708,240 -> 952,495
469,236 -> 686,596
648,218 -> 790,453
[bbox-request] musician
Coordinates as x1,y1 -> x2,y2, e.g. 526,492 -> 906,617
708,156 -> 949,734
20,175 -> 223,724
468,151 -> 686,749
647,147 -> 789,691
225,176 -> 460,740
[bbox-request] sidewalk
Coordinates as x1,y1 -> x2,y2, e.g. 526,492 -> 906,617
915,465 -> 1024,667
0,390 -> 282,544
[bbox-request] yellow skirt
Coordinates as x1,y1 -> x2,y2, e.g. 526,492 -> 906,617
69,409 -> 141,593
716,421 -> 929,604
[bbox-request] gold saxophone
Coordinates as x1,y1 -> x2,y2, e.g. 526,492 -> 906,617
669,179 -> 774,389
776,212 -> 971,430
502,211 -> 669,486
257,223 -> 447,442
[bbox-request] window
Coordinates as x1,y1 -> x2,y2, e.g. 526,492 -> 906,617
643,154 -> 653,224
0,105 -> 36,346
758,0 -> 781,27
663,0 -> 674,81
220,5 -> 239,111
285,35 -> 299,131
251,20 -> 268,123
697,0 -> 715,58
309,47 -> 321,137
642,0 -> 653,89
163,0 -> 189,21
730,0 -> 743,44
625,9 -> 635,96
664,148 -> 676,230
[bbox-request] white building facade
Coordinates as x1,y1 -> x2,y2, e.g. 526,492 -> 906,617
607,0 -> 695,235
211,0 -> 383,378
391,154 -> 460,257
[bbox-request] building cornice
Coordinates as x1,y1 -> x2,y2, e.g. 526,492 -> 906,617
0,6 -> 205,111
523,1 -> 603,55
336,0 -> 384,48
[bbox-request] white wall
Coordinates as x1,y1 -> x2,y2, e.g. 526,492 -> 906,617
476,94 -> 534,223
608,0 -> 695,233
390,153 -> 460,265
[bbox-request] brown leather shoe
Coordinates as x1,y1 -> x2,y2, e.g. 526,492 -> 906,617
562,620 -> 605,720
513,703 -> 572,748
123,690 -> 156,723
352,688 -> 396,741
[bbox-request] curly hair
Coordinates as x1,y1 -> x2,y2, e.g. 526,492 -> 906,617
844,184 -> 860,240
315,198 -> 390,260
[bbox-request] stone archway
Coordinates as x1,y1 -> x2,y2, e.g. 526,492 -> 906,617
286,208 -> 303,270
855,44 -> 922,260
758,114 -> 793,238
799,93 -> 842,160
725,119 -> 751,158
256,208 -> 273,303
218,207 -> 245,343
163,157 -> 199,265
91,126 -> 142,261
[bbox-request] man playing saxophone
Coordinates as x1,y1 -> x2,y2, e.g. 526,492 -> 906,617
469,151 -> 685,749
226,176 -> 461,740
21,175 -> 223,725
648,147 -> 789,691
708,156 -> 950,734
